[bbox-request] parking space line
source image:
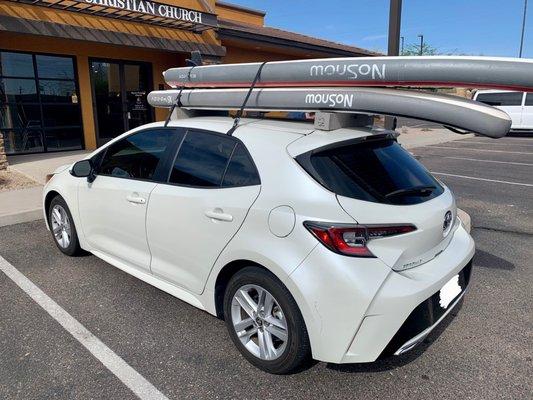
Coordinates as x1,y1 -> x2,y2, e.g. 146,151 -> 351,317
432,172 -> 533,187
444,156 -> 533,166
0,256 -> 170,400
459,141 -> 533,147
428,146 -> 532,155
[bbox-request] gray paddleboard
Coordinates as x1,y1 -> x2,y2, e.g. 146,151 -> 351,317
147,87 -> 511,138
163,56 -> 533,91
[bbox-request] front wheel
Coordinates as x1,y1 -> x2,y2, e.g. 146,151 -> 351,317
48,195 -> 82,256
223,267 -> 311,374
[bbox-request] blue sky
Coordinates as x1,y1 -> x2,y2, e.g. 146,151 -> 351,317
227,0 -> 532,57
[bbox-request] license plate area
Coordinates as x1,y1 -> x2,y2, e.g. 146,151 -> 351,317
439,274 -> 463,309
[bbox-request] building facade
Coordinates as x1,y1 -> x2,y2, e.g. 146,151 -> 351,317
0,0 -> 375,157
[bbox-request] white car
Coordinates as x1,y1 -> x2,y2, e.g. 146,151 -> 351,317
43,116 -> 474,374
473,89 -> 533,131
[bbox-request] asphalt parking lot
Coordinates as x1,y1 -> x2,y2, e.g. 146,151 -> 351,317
1,135 -> 532,400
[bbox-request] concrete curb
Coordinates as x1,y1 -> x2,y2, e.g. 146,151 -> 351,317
0,209 -> 43,228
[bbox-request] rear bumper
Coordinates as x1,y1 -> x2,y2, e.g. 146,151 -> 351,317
382,261 -> 472,357
290,223 -> 475,364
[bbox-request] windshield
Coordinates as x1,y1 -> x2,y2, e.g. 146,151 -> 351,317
298,138 -> 444,205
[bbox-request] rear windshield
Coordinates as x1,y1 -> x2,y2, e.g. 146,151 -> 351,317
297,138 -> 444,205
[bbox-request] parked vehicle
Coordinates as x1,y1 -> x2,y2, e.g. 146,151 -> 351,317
43,116 -> 474,374
473,90 -> 533,132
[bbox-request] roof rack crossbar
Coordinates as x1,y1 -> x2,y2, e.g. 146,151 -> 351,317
226,61 -> 267,136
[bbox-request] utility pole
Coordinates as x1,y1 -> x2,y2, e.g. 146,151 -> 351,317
388,0 -> 402,56
400,36 -> 405,55
418,34 -> 424,56
519,0 -> 528,57
386,0 -> 402,130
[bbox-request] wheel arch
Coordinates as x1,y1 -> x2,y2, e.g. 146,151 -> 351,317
44,190 -> 62,228
214,259 -> 267,319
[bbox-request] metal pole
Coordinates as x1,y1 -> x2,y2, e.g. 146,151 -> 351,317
519,0 -> 528,57
387,0 -> 402,56
418,34 -> 424,56
386,0 -> 402,130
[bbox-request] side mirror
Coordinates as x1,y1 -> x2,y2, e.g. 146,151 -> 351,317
71,160 -> 96,183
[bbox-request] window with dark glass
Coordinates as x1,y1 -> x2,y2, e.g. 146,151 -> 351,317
525,93 -> 533,106
99,129 -> 177,180
222,144 -> 260,187
169,131 -> 236,187
475,92 -> 523,106
0,50 -> 83,154
297,138 -> 444,205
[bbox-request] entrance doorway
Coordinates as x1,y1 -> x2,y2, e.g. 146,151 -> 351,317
89,59 -> 153,146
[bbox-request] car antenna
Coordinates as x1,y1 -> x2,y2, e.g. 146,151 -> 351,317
226,61 -> 267,136
164,51 -> 203,127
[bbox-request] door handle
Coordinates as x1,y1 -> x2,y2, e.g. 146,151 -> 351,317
205,209 -> 233,222
126,194 -> 146,204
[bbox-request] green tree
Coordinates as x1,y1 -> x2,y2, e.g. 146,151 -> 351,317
401,43 -> 438,56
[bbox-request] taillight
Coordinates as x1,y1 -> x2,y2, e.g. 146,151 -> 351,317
304,221 -> 416,257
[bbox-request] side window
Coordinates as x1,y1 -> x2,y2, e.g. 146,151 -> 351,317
525,93 -> 533,106
169,131 -> 235,187
99,129 -> 177,180
222,144 -> 260,187
475,92 -> 523,106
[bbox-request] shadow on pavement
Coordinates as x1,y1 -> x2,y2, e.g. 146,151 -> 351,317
474,249 -> 515,271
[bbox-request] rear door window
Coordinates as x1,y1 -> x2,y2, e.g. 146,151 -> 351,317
525,93 -> 533,106
297,138 -> 444,205
169,130 -> 234,187
168,130 -> 260,188
475,92 -> 523,106
222,144 -> 260,187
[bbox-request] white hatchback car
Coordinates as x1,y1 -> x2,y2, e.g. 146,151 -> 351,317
43,116 -> 474,374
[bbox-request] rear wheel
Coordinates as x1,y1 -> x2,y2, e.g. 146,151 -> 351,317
223,267 -> 310,374
48,195 -> 82,256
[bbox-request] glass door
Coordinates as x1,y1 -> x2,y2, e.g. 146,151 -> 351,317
124,63 -> 151,131
90,59 -> 152,146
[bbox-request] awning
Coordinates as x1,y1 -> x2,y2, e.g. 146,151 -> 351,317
0,14 -> 226,57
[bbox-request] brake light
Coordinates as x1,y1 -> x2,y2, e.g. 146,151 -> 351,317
304,221 -> 416,257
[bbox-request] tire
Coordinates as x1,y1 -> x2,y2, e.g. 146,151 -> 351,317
48,195 -> 82,256
223,267 -> 311,374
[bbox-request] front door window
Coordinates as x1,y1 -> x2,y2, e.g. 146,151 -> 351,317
90,60 -> 152,146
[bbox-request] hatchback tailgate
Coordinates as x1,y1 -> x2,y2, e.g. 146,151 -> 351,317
337,189 -> 458,271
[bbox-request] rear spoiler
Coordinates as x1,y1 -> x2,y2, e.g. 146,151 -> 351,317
147,87 -> 511,138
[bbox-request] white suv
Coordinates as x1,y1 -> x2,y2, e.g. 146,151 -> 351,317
43,116 -> 474,374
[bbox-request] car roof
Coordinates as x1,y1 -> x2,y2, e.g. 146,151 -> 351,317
122,116 -> 379,157
163,116 -> 315,135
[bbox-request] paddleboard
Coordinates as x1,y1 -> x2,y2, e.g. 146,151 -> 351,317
147,87 -> 511,138
163,56 -> 533,91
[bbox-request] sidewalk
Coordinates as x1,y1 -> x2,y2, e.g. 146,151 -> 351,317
397,126 -> 474,149
0,129 -> 471,227
0,150 -> 88,227
7,150 -> 90,184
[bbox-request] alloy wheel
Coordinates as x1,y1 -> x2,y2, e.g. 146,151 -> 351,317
231,284 -> 288,361
51,204 -> 71,249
